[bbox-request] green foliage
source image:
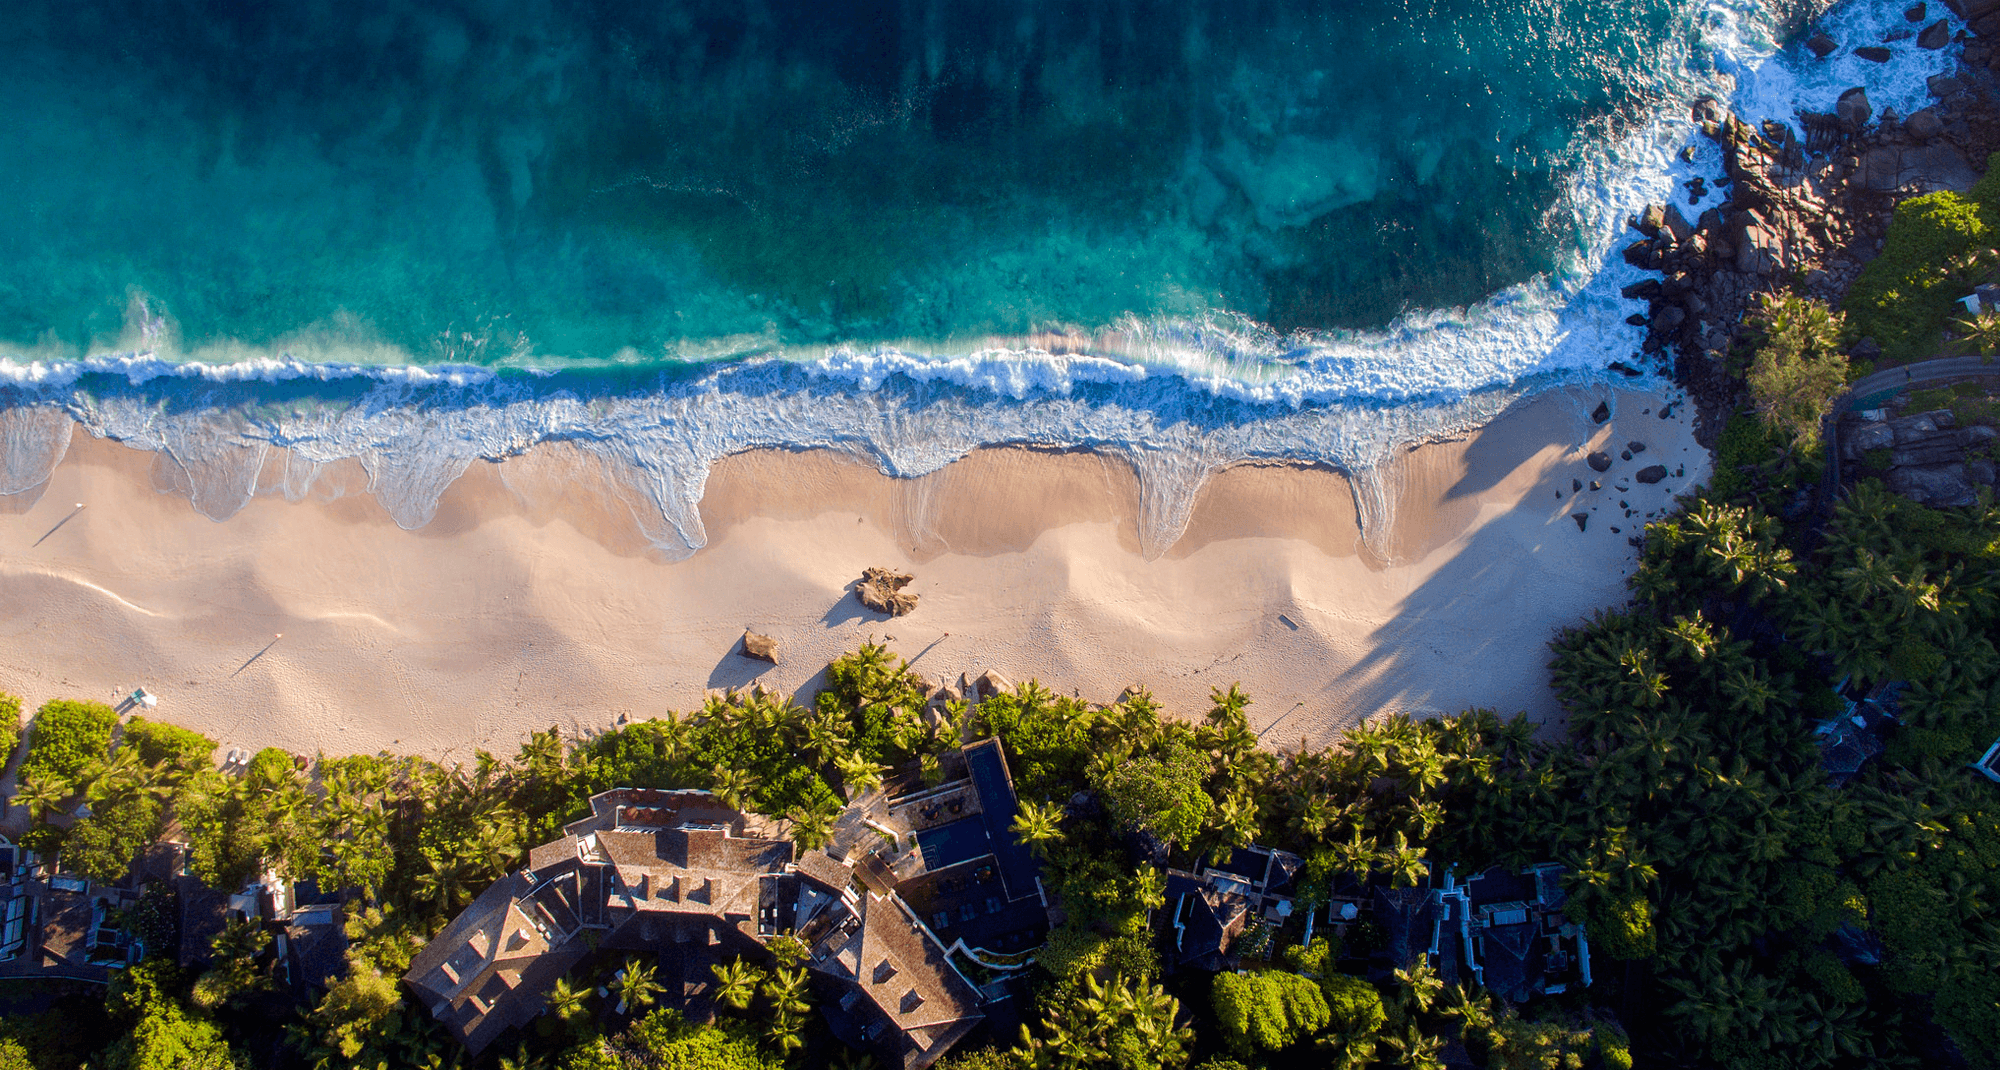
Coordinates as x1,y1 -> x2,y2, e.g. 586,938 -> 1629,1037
295,955 -> 403,1063
1017,973 -> 1191,1070
0,691 -> 20,769
65,792 -> 165,884
1802,951 -> 1863,1005
1846,180 -> 2000,362
20,698 -> 118,790
1745,293 -> 1848,451
121,718 -> 216,772
1096,738 -> 1212,848
617,1009 -> 780,1070
1210,970 -> 1331,1055
1586,891 -> 1656,962
1319,974 -> 1386,1037
98,960 -> 241,1070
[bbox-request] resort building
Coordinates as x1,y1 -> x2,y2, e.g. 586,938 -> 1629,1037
404,738 -> 1050,1069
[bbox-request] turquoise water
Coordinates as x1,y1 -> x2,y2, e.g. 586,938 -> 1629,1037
0,0 -> 1752,363
0,0 -> 1961,558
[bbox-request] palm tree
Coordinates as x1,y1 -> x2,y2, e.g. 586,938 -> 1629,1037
711,958 -> 762,1012
1394,957 -> 1442,1015
712,766 -> 761,812
761,965 -> 812,1018
788,806 -> 836,852
543,975 -> 591,1027
835,754 -> 886,798
14,774 -> 70,823
1380,1023 -> 1445,1070
611,957 -> 663,1016
1010,798 -> 1065,859
765,1009 -> 807,1058
497,1043 -> 548,1070
414,855 -> 471,914
1211,793 -> 1259,852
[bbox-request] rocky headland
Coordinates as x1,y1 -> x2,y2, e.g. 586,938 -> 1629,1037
1623,0 -> 2000,499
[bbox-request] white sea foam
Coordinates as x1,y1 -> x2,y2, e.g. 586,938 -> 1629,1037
0,0 -> 1945,558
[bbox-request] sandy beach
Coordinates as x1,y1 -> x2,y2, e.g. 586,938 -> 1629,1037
0,385 -> 1705,763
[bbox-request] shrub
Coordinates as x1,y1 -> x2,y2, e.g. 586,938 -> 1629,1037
1211,970 -> 1331,1055
1803,951 -> 1864,1004
20,699 -> 118,789
1587,891 -> 1656,961
1847,183 -> 2000,362
1745,293 -> 1849,450
120,717 -> 216,772
1596,1020 -> 1634,1070
1321,973 -> 1386,1037
0,692 -> 19,768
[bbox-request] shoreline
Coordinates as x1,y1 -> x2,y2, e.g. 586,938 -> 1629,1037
0,383 -> 1705,762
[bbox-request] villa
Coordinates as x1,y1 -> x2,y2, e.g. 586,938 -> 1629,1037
404,737 -> 1050,1069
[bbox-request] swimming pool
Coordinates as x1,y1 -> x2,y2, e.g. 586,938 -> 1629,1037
915,818 -> 992,872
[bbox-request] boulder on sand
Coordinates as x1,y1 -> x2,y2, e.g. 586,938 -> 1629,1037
1591,401 -> 1611,424
856,566 -> 920,616
1587,451 -> 1614,472
741,631 -> 779,664
1636,465 -> 1670,485
975,669 -> 1013,700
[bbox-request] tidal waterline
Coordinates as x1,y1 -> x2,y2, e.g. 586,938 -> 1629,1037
0,0 -> 1805,364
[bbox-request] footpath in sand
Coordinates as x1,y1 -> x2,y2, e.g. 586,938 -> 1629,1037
0,386 -> 1705,763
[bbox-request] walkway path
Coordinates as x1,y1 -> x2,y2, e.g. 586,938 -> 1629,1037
1842,355 -> 2000,412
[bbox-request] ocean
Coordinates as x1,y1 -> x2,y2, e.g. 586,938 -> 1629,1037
0,0 -> 1964,556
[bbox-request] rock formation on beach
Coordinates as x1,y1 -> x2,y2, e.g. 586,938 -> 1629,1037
855,566 -> 920,616
741,630 -> 779,663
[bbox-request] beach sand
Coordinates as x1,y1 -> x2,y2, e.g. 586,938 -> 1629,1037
0,385 -> 1704,763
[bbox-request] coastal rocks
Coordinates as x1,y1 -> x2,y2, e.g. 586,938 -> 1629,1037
1888,465 -> 1980,505
1587,451 -> 1613,472
1919,20 -> 1952,49
1858,143 -> 1978,192
1837,87 -> 1874,129
1905,107 -> 1945,142
974,669 -> 1013,700
1636,465 -> 1670,485
1591,401 -> 1611,424
741,631 -> 779,663
856,567 -> 919,616
1855,46 -> 1894,63
1809,32 -> 1839,58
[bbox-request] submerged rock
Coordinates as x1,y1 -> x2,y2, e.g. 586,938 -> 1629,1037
1855,46 -> 1894,62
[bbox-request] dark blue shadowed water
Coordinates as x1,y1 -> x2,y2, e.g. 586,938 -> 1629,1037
0,0 -> 1772,363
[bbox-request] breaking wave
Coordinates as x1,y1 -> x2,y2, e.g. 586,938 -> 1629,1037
0,0 -> 1965,558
